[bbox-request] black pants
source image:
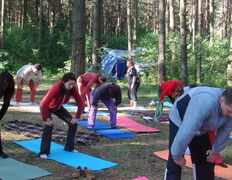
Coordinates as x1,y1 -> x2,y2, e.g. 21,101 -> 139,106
165,95 -> 214,180
127,83 -> 140,101
40,106 -> 77,155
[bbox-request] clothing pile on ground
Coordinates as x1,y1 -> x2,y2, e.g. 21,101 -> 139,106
4,120 -> 99,146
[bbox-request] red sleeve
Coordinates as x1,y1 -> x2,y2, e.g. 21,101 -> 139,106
40,81 -> 60,121
73,87 -> 84,119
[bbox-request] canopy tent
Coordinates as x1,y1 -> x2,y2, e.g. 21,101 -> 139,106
101,48 -> 138,80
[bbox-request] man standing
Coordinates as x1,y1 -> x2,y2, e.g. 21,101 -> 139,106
16,63 -> 43,105
165,86 -> 232,180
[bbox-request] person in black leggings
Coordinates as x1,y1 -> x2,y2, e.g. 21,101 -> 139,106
126,59 -> 140,108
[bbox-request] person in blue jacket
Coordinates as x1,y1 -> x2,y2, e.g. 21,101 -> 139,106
165,86 -> 232,180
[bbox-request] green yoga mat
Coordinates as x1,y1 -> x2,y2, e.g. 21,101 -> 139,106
0,157 -> 52,180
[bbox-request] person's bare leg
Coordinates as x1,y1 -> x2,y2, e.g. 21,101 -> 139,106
132,101 -> 137,108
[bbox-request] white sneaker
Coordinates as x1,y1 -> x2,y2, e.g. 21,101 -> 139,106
40,154 -> 48,159
72,149 -> 78,153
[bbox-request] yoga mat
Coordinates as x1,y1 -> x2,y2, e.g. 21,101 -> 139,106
154,150 -> 232,180
105,116 -> 160,133
131,177 -> 149,180
13,139 -> 118,171
78,120 -> 135,139
63,104 -> 109,116
0,157 -> 52,180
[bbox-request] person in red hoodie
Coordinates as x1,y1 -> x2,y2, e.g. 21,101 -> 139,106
154,80 -> 184,120
39,72 -> 84,159
77,72 -> 106,110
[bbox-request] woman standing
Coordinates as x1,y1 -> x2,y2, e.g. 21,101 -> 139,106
39,72 -> 84,159
126,59 -> 140,108
0,72 -> 15,158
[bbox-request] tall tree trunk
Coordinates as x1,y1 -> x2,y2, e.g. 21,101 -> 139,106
196,0 -> 202,84
169,0 -> 174,32
209,0 -> 214,42
205,0 -> 210,36
127,0 -> 132,51
152,0 -> 159,33
157,0 -> 166,84
38,0 -> 43,51
133,0 -> 138,49
227,2 -> 232,85
0,0 -> 4,48
169,0 -> 176,70
22,0 -> 28,27
116,0 -> 121,36
180,0 -> 188,85
92,0 -> 102,69
71,0 -> 86,76
48,0 -> 54,30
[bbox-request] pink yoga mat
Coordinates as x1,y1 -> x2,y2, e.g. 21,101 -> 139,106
105,116 -> 160,133
131,176 -> 149,180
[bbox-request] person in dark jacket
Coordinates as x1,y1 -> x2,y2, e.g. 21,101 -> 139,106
126,59 -> 140,108
39,72 -> 84,159
87,82 -> 122,129
0,72 -> 15,158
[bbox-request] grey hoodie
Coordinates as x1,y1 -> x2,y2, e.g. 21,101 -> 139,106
169,86 -> 232,160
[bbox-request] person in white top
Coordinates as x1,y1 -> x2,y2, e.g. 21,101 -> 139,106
16,64 -> 43,104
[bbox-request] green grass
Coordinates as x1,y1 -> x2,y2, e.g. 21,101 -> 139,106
0,80 -> 230,180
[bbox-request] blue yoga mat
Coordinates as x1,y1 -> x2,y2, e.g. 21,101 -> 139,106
13,139 -> 117,171
0,157 -> 52,180
78,120 -> 135,139
63,104 -> 109,116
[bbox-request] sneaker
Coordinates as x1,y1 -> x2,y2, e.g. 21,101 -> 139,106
39,154 -> 48,159
72,149 -> 78,153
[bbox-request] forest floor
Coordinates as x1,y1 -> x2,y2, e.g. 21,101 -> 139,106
1,79 -> 230,180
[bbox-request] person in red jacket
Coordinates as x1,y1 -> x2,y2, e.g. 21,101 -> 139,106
159,80 -> 184,103
154,80 -> 184,120
77,72 -> 106,110
39,72 -> 84,159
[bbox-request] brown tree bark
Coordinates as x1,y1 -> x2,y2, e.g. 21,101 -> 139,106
0,0 -> 4,48
209,0 -> 214,42
127,0 -> 132,52
38,0 -> 43,51
157,0 -> 166,84
180,0 -> 188,85
92,0 -> 102,69
71,0 -> 86,76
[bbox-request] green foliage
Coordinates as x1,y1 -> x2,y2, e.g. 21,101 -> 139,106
1,22 -> 71,76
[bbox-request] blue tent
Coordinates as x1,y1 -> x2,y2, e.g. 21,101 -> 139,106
101,54 -> 127,80
101,48 -> 138,80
